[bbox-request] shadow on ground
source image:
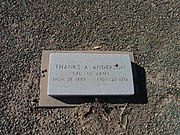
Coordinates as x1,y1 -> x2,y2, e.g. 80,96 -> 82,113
52,62 -> 148,104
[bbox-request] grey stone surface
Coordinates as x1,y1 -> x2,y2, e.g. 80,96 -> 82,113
48,52 -> 134,96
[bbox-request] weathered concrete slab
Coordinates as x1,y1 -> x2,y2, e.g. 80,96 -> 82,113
39,51 -> 135,107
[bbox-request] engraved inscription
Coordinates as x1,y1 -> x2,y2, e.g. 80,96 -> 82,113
52,64 -> 128,82
52,64 -> 127,83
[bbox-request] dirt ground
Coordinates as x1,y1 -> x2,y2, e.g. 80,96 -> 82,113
1,0 -> 179,134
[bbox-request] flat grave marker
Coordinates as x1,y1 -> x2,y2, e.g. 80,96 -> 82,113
48,53 -> 134,96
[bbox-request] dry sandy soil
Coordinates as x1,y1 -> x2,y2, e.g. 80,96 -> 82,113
1,0 -> 180,134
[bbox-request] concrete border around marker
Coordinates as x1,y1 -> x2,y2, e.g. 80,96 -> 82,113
39,51 -> 135,107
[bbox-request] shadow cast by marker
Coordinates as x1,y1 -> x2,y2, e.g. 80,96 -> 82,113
51,62 -> 148,104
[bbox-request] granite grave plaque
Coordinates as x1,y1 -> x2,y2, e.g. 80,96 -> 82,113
47,53 -> 134,96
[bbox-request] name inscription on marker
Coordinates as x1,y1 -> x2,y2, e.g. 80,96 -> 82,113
53,64 -> 127,82
48,53 -> 134,96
